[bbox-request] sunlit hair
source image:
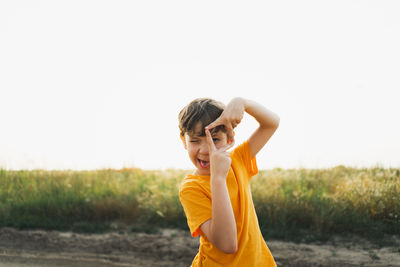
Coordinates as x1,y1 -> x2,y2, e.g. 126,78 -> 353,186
178,98 -> 226,137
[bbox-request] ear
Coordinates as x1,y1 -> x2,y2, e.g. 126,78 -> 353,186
180,134 -> 187,150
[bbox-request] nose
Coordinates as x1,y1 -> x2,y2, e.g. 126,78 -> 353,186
199,142 -> 209,154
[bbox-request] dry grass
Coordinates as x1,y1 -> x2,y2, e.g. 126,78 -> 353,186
0,166 -> 398,241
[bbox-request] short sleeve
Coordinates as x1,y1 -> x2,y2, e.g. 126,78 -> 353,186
179,184 -> 212,238
231,140 -> 258,179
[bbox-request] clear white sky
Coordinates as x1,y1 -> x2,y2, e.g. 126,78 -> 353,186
1,1 -> 399,170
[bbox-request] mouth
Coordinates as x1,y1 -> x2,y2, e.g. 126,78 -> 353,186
198,159 -> 210,168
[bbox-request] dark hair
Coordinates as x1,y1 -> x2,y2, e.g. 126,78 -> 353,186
178,98 -> 225,137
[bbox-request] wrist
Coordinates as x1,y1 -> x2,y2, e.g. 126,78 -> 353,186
232,97 -> 246,106
231,97 -> 247,112
211,175 -> 228,183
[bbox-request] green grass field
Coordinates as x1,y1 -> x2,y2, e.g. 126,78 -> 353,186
0,166 -> 399,243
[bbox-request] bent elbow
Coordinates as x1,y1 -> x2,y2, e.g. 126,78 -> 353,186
273,115 -> 280,129
220,243 -> 238,254
228,245 -> 238,254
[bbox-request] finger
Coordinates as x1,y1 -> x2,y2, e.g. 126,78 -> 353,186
225,124 -> 234,143
234,118 -> 242,126
219,139 -> 235,152
205,128 -> 216,151
227,136 -> 235,145
205,118 -> 223,131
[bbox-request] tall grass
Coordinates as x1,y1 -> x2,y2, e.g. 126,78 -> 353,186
252,166 -> 400,241
0,168 -> 188,232
0,166 -> 399,241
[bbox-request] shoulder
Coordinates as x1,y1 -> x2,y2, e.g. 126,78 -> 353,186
179,175 -> 212,209
230,140 -> 258,178
230,140 -> 251,161
179,175 -> 208,197
179,177 -> 197,192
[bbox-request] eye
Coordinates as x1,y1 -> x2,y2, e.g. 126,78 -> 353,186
213,138 -> 219,142
190,139 -> 199,143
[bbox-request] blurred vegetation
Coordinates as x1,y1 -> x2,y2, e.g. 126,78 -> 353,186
0,166 -> 399,243
252,166 -> 400,243
0,168 -> 188,233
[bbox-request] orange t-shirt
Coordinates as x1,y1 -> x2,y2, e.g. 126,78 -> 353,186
179,141 -> 276,267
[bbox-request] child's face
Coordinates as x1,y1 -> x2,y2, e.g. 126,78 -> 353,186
182,122 -> 228,176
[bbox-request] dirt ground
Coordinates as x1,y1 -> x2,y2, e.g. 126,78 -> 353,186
0,227 -> 399,267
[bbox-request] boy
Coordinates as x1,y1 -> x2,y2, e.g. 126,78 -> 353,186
178,97 -> 279,266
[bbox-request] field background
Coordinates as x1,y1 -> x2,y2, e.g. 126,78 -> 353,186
1,166 -> 399,246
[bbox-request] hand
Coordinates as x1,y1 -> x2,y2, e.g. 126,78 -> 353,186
205,98 -> 245,143
206,128 -> 235,180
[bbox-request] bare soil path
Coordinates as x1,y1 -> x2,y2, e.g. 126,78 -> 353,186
0,227 -> 399,266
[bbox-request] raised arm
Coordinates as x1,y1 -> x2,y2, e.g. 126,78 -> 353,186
241,98 -> 280,158
206,97 -> 280,158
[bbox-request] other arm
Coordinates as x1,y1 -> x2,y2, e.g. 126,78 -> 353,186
200,179 -> 238,254
241,97 -> 280,158
199,129 -> 238,254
